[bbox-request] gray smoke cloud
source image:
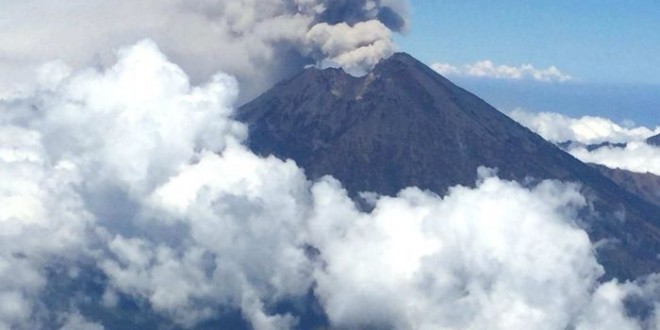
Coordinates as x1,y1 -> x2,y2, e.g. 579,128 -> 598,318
1,41 -> 659,330
0,0 -> 407,102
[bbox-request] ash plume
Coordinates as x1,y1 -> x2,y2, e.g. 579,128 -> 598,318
0,0 -> 407,102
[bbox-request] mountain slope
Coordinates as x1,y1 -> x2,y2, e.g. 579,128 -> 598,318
590,164 -> 660,207
238,53 -> 660,280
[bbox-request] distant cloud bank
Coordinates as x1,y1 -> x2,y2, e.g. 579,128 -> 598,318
569,142 -> 660,176
509,109 -> 660,175
508,109 -> 660,144
432,60 -> 572,82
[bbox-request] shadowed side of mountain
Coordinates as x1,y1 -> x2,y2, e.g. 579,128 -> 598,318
237,52 -> 660,280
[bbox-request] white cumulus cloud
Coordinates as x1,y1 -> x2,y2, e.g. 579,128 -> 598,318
0,40 -> 658,330
431,60 -> 572,82
310,176 -> 602,329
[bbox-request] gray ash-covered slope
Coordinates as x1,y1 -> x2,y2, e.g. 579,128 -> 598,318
238,53 -> 660,280
648,133 -> 660,146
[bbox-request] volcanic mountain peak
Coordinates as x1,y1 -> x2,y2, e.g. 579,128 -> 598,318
239,52 -> 660,280
241,53 -> 572,195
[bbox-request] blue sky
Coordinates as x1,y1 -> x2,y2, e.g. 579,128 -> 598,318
396,1 -> 660,126
398,1 -> 660,84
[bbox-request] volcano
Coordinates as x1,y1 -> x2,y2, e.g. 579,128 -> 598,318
238,53 -> 660,280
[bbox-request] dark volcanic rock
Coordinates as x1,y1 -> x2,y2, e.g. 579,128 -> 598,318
648,133 -> 660,146
238,53 -> 660,280
557,140 -> 628,152
557,140 -> 627,152
585,141 -> 627,151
